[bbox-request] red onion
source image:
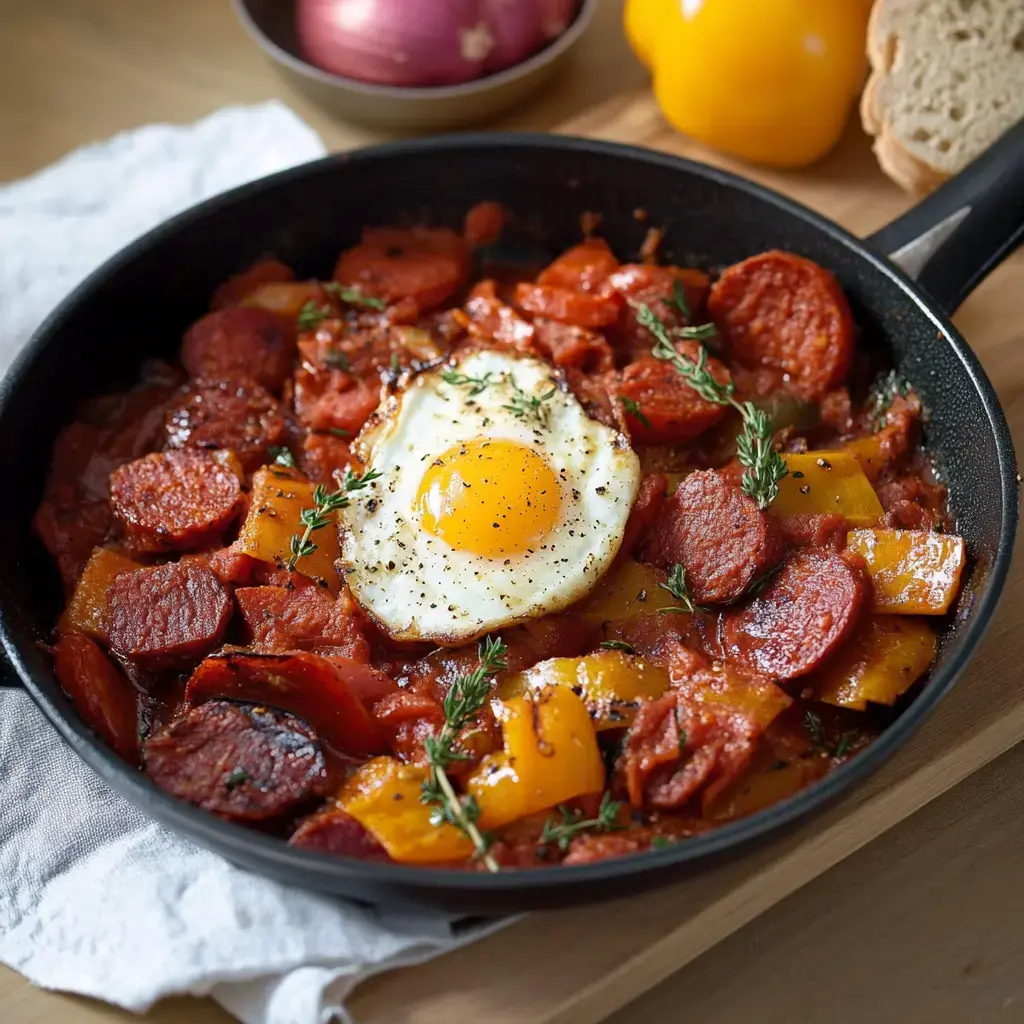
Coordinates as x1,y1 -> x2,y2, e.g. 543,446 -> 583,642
296,0 -> 580,87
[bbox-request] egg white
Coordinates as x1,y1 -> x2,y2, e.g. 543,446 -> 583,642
339,349 -> 641,644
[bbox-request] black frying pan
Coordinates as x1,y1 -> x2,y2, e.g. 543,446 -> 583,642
1,128 -> 1021,913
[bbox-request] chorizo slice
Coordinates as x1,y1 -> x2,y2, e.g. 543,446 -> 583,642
619,472 -> 669,560
721,549 -> 869,680
110,449 -> 243,554
707,251 -> 855,401
292,367 -> 381,435
515,282 -> 621,328
165,378 -> 287,471
532,318 -> 614,373
778,513 -> 849,551
105,562 -> 233,670
462,201 -> 508,248
461,279 -> 536,352
184,650 -> 387,755
299,431 -> 353,484
608,264 -> 712,355
33,499 -> 113,591
235,585 -> 371,663
211,258 -> 295,310
616,349 -> 730,445
182,306 -> 295,392
289,807 -> 391,860
639,470 -> 783,604
536,238 -> 619,293
616,644 -> 790,811
53,632 -> 140,765
333,226 -> 468,311
144,701 -> 330,822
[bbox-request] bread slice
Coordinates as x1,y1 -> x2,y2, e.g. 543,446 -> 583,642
861,0 -> 1024,194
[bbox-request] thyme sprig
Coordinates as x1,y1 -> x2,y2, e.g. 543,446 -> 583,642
636,303 -> 788,508
268,445 -> 297,469
659,564 -> 705,614
441,369 -> 496,397
323,282 -> 387,310
420,636 -> 508,872
539,792 -> 623,853
297,301 -> 332,331
600,639 -> 636,654
620,396 -> 651,430
503,377 -> 556,428
287,467 -> 382,570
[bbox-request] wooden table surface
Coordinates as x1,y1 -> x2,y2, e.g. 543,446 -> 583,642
2,2 -> 1022,1023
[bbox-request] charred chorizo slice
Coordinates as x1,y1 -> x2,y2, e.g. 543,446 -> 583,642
639,469 -> 783,604
721,549 -> 869,680
53,632 -> 140,765
164,378 -> 287,471
109,449 -> 243,554
289,807 -> 391,860
182,306 -> 295,392
104,562 -> 233,670
616,350 -> 730,445
184,651 -> 388,755
144,701 -> 330,822
708,251 -> 855,401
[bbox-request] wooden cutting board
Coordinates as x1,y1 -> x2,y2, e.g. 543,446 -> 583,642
346,92 -> 1024,1024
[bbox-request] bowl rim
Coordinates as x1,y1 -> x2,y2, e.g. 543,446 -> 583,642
2,132 -> 1017,903
231,0 -> 599,98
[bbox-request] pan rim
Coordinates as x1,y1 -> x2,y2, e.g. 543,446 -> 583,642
2,132 -> 1017,900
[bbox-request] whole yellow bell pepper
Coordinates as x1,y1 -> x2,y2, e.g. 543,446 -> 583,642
625,0 -> 869,167
467,686 -> 605,831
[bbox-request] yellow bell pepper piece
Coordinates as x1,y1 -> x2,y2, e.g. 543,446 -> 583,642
235,465 -> 340,590
705,748 -> 827,822
773,451 -> 883,526
573,559 -> 680,624
847,529 -> 966,615
338,757 -> 474,864
240,281 -> 326,318
467,686 -> 605,831
815,615 -> 937,711
499,650 -> 671,731
60,547 -> 142,641
639,0 -> 869,168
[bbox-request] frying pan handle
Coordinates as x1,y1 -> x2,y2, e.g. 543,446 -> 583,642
865,119 -> 1024,315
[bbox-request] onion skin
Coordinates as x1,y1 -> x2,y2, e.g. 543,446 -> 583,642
297,0 -> 489,87
296,0 -> 581,87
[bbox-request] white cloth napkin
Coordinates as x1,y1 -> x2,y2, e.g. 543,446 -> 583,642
0,103 -> 507,1023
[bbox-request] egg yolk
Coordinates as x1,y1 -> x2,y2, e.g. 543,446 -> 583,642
417,439 -> 562,557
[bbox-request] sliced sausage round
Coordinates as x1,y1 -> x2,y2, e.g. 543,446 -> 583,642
707,250 -> 855,401
289,808 -> 391,861
617,351 -> 730,445
105,562 -> 232,670
721,549 -> 869,680
184,650 -> 387,755
181,306 -> 295,392
165,378 -> 287,471
515,282 -> 621,328
110,449 -> 243,553
639,470 -> 783,604
333,226 -> 467,310
53,632 -> 140,765
607,263 -> 711,355
144,701 -> 330,822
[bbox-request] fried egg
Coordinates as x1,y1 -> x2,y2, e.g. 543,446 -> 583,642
339,349 -> 641,643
